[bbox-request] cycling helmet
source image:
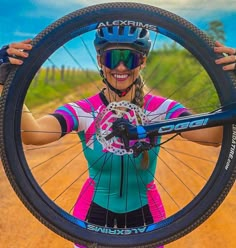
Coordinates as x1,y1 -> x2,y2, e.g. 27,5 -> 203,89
94,26 -> 151,55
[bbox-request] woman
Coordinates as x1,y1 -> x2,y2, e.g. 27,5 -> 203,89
0,27 -> 235,248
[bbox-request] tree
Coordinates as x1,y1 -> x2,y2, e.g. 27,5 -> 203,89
205,20 -> 225,43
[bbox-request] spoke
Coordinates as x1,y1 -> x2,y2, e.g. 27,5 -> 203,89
158,154 -> 195,197
129,157 -> 149,225
161,147 -> 208,181
162,146 -> 217,164
29,141 -> 81,170
146,150 -> 181,209
22,19 -> 224,239
40,145 -> 86,187
60,151 -> 109,200
33,136 -> 98,185
68,152 -> 110,214
86,153 -> 112,224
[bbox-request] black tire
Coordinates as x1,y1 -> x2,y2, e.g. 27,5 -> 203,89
1,2 -> 236,248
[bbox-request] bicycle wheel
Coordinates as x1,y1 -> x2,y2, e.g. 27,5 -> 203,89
1,2 -> 236,247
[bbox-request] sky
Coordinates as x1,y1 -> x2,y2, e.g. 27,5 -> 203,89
0,0 -> 236,68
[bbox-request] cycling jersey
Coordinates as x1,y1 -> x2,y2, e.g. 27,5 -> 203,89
54,91 -> 187,220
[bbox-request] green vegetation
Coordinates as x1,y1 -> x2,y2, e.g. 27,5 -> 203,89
25,68 -> 100,108
205,20 -> 225,43
26,20 -> 224,112
143,44 -> 219,113
26,48 -> 219,113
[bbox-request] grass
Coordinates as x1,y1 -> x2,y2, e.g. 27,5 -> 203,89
25,47 -> 219,113
25,68 -> 100,108
144,48 -> 219,113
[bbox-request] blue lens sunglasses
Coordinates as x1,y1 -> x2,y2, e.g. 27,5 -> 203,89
100,49 -> 144,70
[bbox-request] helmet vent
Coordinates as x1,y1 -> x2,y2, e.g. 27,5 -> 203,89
108,26 -> 113,34
140,29 -> 147,38
130,26 -> 136,34
99,28 -> 105,37
118,26 -> 125,35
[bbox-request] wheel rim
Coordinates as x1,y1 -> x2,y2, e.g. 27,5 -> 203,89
0,3 -> 236,248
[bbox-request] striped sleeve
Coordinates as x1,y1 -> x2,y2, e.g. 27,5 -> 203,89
144,94 -> 189,121
165,101 -> 188,119
54,103 -> 79,133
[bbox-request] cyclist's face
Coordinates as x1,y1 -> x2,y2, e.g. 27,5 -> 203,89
98,48 -> 146,91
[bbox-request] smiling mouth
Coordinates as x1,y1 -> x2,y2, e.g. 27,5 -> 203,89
112,73 -> 129,81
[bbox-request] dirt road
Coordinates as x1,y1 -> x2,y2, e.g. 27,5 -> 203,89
1,137 -> 235,248
0,90 -> 235,248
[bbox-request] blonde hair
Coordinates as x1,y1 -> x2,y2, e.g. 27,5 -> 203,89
133,76 -> 149,169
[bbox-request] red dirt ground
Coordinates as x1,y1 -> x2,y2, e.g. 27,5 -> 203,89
0,89 -> 235,248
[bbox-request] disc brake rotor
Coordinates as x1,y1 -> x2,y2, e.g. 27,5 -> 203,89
96,101 -> 149,155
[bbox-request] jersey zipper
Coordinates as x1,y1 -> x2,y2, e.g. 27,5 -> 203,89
120,156 -> 124,197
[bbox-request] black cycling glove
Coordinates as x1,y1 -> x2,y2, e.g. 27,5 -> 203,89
0,45 -> 9,65
0,45 -> 12,85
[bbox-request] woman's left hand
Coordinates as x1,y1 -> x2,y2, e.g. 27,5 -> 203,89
214,41 -> 236,71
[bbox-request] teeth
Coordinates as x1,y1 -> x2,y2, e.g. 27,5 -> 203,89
114,74 -> 128,79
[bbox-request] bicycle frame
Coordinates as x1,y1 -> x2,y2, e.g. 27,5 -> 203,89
106,103 -> 236,142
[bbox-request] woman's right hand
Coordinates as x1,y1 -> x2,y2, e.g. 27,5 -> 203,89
0,39 -> 32,85
3,38 -> 32,65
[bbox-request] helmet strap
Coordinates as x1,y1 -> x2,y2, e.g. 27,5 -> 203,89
99,69 -> 137,97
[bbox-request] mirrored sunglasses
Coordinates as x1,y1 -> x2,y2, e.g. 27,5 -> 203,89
100,49 -> 144,70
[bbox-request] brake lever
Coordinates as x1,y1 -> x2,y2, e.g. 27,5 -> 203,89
132,141 -> 153,158
105,118 -> 135,151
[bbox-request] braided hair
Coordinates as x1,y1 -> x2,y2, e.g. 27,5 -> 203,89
133,76 -> 149,169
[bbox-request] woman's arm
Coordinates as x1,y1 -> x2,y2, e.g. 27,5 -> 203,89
0,39 -> 63,145
0,84 -> 62,145
21,105 -> 62,145
181,126 -> 223,147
